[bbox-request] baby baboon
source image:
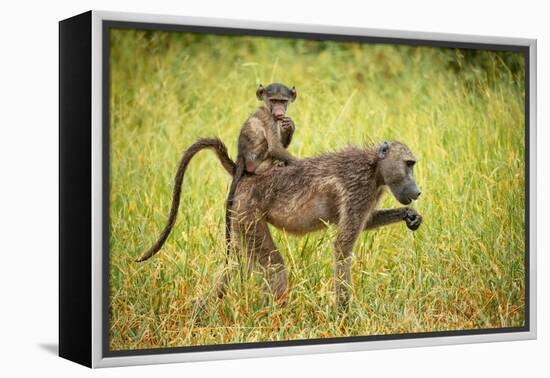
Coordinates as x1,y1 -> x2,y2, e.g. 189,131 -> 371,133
224,83 -> 297,268
237,83 -> 297,176
137,137 -> 422,309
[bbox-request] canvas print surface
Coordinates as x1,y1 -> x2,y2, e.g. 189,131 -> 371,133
107,27 -> 526,352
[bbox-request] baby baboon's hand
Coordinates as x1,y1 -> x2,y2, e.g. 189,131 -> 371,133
404,208 -> 422,231
280,117 -> 295,133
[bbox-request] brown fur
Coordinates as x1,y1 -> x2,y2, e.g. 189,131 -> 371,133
225,83 -> 297,271
221,140 -> 422,307
137,138 -> 422,308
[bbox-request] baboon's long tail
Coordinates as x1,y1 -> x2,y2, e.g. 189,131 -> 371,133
136,138 -> 235,262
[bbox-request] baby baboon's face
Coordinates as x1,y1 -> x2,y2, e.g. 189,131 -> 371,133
377,141 -> 421,205
256,83 -> 297,119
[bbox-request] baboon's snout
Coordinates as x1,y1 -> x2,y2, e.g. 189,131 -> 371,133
404,184 -> 421,203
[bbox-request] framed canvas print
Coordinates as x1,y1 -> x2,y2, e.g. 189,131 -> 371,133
59,10 -> 537,368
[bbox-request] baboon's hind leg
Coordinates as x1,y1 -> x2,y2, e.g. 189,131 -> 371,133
241,215 -> 288,302
216,214 -> 239,298
216,269 -> 231,299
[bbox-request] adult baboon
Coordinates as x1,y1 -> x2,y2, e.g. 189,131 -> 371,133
137,138 -> 422,308
222,140 -> 422,306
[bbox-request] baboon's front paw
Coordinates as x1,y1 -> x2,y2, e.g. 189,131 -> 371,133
405,209 -> 422,231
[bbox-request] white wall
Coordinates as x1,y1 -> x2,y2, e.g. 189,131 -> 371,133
0,0 -> 546,376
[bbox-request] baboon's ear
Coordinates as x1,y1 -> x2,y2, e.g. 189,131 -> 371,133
290,86 -> 297,102
256,84 -> 265,100
377,141 -> 390,159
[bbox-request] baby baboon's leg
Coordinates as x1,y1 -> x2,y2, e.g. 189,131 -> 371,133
253,160 -> 274,175
241,215 -> 288,301
334,211 -> 363,308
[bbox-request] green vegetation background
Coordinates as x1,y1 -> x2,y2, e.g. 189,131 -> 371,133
109,29 -> 525,351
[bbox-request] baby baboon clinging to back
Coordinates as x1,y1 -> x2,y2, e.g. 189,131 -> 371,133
225,83 -> 297,265
236,83 -> 297,176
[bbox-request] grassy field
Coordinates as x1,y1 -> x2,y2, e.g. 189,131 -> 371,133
108,29 -> 526,351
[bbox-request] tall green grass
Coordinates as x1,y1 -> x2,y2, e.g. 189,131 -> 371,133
109,29 -> 525,350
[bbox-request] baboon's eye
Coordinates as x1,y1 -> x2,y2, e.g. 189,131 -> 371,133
406,160 -> 416,167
